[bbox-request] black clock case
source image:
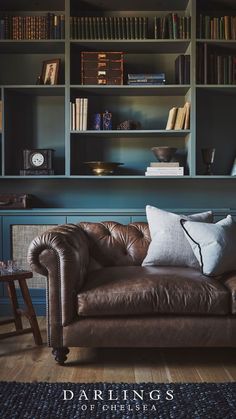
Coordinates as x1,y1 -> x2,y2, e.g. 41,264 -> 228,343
23,149 -> 54,170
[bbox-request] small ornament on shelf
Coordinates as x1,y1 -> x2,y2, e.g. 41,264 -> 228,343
201,148 -> 215,175
102,110 -> 112,130
92,113 -> 102,130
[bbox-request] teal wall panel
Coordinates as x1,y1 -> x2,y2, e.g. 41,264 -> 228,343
67,215 -> 131,223
0,179 -> 236,210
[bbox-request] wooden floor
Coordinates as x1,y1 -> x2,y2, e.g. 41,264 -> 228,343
0,317 -> 235,383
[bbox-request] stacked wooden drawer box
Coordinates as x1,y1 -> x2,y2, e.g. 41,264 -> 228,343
81,51 -> 123,85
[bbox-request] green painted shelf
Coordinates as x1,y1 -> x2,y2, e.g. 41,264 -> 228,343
71,85 -> 191,96
70,130 -> 191,137
0,40 -> 65,53
70,39 -> 190,53
2,85 -> 65,95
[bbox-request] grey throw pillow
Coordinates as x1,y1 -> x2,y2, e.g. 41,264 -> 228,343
181,215 -> 236,276
142,206 -> 213,268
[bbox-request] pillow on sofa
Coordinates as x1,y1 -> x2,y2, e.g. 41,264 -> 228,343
180,215 -> 236,276
142,206 -> 213,268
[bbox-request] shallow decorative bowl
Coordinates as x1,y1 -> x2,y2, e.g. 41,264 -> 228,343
84,161 -> 123,176
151,147 -> 177,162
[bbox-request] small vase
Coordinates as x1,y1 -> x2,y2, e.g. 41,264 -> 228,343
201,148 -> 215,175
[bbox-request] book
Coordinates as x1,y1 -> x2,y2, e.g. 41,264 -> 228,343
145,167 -> 184,176
75,98 -> 82,131
127,80 -> 165,85
150,162 -> 179,167
146,167 -> 182,172
128,73 -> 165,80
166,107 -> 178,130
175,55 -> 190,84
70,102 -> 76,131
184,102 -> 191,130
82,98 -> 88,131
174,106 -> 187,130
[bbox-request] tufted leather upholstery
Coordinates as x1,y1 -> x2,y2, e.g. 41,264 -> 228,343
77,266 -> 230,317
28,221 -> 236,352
79,221 -> 150,266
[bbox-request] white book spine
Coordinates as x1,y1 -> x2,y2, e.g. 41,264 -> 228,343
145,167 -> 184,175
75,98 -> 80,131
82,98 -> 88,130
145,172 -> 184,176
79,98 -> 83,131
72,102 -> 76,131
147,166 -> 182,171
150,162 -> 179,167
70,102 -> 72,130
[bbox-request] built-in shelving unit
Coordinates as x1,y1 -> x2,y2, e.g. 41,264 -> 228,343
0,0 -> 235,205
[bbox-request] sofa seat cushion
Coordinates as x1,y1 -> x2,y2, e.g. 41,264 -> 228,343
77,266 -> 230,317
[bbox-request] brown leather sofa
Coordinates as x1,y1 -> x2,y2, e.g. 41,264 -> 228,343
28,221 -> 236,364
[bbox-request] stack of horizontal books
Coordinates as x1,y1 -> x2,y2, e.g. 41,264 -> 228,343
145,162 -> 184,176
127,73 -> 165,85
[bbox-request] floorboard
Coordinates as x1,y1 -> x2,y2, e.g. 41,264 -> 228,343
0,318 -> 235,383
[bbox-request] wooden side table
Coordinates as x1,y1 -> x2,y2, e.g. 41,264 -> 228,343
0,270 -> 42,345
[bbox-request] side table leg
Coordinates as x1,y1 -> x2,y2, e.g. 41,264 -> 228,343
18,278 -> 43,345
7,282 -> 23,331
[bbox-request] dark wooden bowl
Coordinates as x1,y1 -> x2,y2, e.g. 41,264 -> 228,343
151,147 -> 177,162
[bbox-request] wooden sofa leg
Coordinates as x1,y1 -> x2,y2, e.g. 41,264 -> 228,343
52,347 -> 69,365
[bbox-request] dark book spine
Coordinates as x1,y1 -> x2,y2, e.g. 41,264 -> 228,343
100,17 -> 105,39
93,17 -> 98,39
184,55 -> 190,84
81,17 -> 85,39
134,16 -> 138,39
96,16 -> 101,39
60,14 -> 65,39
121,17 -> 126,39
70,17 -> 73,39
130,17 -> 134,39
109,17 -> 113,39
84,17 -> 88,39
204,42 -> 208,84
117,17 -> 121,39
104,17 -> 109,39
125,17 -> 130,39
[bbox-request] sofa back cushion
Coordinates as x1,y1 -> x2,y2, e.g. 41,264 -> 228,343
79,221 -> 150,267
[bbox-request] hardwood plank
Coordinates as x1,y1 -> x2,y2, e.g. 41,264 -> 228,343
0,318 -> 235,383
162,349 -> 202,382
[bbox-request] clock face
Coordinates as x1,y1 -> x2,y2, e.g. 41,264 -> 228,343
31,153 -> 45,167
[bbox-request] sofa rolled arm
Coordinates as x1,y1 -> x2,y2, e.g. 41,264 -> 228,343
27,224 -> 89,347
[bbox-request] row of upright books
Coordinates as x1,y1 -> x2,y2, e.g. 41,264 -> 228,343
70,16 -> 148,40
166,102 -> 190,130
127,73 -> 165,85
198,14 -> 236,40
70,14 -> 190,40
145,162 -> 184,177
0,14 -> 65,40
154,14 -> 191,39
197,43 -> 236,84
175,55 -> 190,84
70,98 -> 88,131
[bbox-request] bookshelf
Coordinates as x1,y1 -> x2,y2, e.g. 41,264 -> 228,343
0,0 -> 235,200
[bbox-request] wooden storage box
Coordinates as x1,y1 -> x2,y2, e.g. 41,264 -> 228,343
81,51 -> 123,85
0,194 -> 33,209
